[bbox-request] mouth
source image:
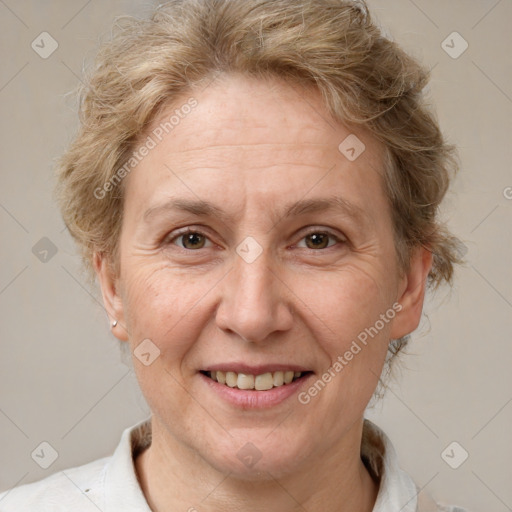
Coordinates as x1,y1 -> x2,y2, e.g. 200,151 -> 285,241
200,370 -> 312,391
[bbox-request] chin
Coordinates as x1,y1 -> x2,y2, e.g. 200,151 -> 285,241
199,431 -> 313,481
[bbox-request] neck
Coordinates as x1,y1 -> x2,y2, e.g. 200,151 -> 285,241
135,416 -> 379,512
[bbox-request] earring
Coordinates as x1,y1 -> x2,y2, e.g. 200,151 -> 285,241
112,320 -> 118,328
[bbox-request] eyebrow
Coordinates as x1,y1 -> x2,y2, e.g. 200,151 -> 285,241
143,196 -> 370,227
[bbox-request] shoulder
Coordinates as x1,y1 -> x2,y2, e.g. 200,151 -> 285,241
362,419 -> 471,512
0,418 -> 152,512
0,456 -> 109,512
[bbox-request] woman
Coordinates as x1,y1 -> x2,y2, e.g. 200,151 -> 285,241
0,0 -> 468,510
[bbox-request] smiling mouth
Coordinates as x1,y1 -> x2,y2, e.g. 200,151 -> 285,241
201,370 -> 311,391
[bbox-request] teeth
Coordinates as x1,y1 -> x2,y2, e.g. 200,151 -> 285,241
273,371 -> 284,386
255,372 -> 273,391
206,369 -> 305,390
226,371 -> 238,387
237,373 -> 255,390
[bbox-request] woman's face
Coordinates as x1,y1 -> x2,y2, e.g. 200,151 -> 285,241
97,73 -> 430,478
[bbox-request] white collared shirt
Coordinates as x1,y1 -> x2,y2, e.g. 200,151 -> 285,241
0,418 -> 468,511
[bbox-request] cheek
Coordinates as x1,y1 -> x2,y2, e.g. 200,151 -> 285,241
293,265 -> 396,354
121,264 -> 217,357
296,271 -> 395,419
120,267 -> 211,416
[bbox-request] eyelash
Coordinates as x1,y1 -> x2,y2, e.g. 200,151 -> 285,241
166,227 -> 345,251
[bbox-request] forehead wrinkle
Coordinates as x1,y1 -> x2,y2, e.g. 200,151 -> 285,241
142,195 -> 371,230
157,142 -> 347,176
161,142 -> 333,157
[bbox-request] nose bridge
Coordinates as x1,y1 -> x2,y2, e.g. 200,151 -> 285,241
215,243 -> 292,343
234,248 -> 273,306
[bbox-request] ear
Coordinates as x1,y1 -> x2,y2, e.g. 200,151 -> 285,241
93,251 -> 129,342
390,246 -> 433,340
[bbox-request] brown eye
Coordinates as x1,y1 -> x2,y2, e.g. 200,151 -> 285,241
173,231 -> 210,250
297,231 -> 340,250
305,233 -> 329,249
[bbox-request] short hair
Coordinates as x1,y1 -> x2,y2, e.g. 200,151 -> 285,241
55,0 -> 462,365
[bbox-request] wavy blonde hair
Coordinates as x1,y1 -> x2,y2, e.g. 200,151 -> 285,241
55,0 -> 461,361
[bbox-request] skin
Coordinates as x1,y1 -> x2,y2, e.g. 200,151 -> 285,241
95,72 -> 432,512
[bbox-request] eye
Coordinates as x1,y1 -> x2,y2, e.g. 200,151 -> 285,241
296,230 -> 343,250
170,229 -> 213,250
166,228 -> 343,252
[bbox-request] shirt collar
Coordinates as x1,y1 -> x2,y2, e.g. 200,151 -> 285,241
361,418 -> 419,512
103,416 -> 419,511
104,416 -> 153,511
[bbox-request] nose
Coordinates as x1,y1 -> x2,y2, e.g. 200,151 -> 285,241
215,249 -> 294,344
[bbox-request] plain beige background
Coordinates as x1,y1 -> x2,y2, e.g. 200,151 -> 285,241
0,1 -> 511,510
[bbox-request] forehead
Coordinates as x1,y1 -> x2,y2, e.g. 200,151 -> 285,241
124,73 -> 388,221
144,73 -> 381,158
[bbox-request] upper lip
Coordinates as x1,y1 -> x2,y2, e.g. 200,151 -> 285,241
202,364 -> 312,374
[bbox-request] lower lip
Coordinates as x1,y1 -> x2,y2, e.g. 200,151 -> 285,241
199,373 -> 312,409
